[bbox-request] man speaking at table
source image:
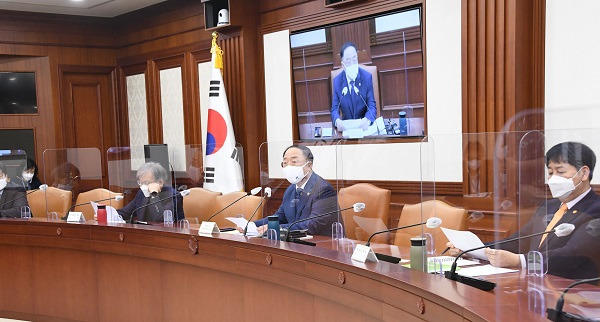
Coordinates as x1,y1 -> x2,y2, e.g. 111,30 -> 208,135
447,142 -> 600,279
331,42 -> 377,132
253,145 -> 340,237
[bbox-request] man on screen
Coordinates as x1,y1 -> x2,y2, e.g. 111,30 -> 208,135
331,42 -> 377,132
253,145 -> 340,236
446,142 -> 600,279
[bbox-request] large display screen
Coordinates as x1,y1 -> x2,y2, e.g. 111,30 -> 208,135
0,72 -> 38,114
290,7 -> 424,140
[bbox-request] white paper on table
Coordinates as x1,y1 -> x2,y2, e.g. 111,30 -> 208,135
321,128 -> 333,137
91,201 -> 125,223
577,291 -> 600,303
225,217 -> 259,236
456,264 -> 518,277
353,215 -> 388,238
441,227 -> 488,260
571,305 -> 600,320
342,117 -> 386,138
427,256 -> 480,267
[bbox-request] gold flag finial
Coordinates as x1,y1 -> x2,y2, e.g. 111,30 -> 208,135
211,32 -> 223,69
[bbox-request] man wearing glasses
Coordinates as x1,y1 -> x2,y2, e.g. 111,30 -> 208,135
117,162 -> 184,223
0,161 -> 29,218
253,145 -> 340,236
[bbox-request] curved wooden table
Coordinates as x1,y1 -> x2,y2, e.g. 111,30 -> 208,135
0,218 -> 591,321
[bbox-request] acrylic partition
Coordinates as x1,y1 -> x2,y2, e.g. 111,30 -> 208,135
0,150 -> 29,218
258,140 -> 341,242
107,146 -> 184,226
179,143 -> 245,190
42,148 -> 102,220
524,129 -> 600,321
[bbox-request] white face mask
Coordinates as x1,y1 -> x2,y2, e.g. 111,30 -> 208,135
0,178 -> 6,191
283,163 -> 309,185
344,62 -> 359,81
140,184 -> 151,198
547,168 -> 582,199
22,172 -> 34,181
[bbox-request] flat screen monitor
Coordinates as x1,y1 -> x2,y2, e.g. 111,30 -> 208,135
0,72 -> 38,114
290,7 -> 424,140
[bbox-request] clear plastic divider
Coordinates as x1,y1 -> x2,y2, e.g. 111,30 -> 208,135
42,148 -> 102,220
107,146 -> 181,225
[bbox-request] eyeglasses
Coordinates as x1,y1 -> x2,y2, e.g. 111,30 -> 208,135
137,181 -> 156,186
281,159 -> 308,168
0,173 -> 6,180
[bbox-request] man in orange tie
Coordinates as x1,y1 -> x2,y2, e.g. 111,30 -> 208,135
448,141 -> 600,279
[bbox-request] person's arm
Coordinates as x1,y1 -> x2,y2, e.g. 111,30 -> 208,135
117,192 -> 141,221
364,76 -> 377,123
331,79 -> 342,126
0,189 -> 28,218
281,184 -> 338,235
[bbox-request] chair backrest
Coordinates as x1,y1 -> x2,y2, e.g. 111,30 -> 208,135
209,192 -> 264,229
331,64 -> 380,118
73,188 -> 124,221
182,187 -> 222,224
27,187 -> 72,218
393,200 -> 469,252
338,183 -> 390,243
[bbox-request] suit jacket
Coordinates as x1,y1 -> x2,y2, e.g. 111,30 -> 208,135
255,173 -> 339,236
13,176 -> 42,191
117,186 -> 184,223
498,190 -> 600,279
0,182 -> 28,218
331,67 -> 377,124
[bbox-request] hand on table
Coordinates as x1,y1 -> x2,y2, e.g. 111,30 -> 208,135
335,119 -> 345,132
360,117 -> 370,131
484,248 -> 520,268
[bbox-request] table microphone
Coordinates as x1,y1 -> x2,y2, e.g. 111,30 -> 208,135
363,217 -> 442,264
130,189 -> 190,224
243,187 -> 271,236
206,187 -> 261,222
547,276 -> 600,321
444,223 -> 576,291
284,202 -> 365,245
0,184 -> 47,209
62,192 -> 127,220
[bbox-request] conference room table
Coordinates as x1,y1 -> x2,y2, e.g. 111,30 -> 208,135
0,218 -> 597,321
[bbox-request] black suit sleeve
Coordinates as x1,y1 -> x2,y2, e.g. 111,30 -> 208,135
0,189 -> 29,218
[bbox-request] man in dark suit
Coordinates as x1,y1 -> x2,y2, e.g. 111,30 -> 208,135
254,145 -> 339,237
117,162 -> 184,223
0,161 -> 29,218
331,42 -> 377,132
448,141 -> 600,279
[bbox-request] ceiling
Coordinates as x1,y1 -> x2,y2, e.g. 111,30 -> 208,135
0,0 -> 167,17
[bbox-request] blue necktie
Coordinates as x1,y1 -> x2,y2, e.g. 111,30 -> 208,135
349,80 -> 355,96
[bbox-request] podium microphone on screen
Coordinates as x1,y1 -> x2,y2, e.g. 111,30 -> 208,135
130,189 -> 190,224
284,202 -> 365,246
206,187 -> 262,222
445,223 -> 576,291
0,184 -> 47,209
364,217 -> 442,264
243,187 -> 271,236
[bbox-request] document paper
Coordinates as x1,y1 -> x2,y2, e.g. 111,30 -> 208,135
225,217 -> 259,237
342,117 -> 386,138
440,227 -> 488,260
91,201 -> 124,223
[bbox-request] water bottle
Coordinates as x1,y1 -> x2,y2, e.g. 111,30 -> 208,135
267,215 -> 280,240
410,236 -> 427,272
398,111 -> 408,135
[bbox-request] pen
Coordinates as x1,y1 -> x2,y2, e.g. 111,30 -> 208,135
440,246 -> 451,255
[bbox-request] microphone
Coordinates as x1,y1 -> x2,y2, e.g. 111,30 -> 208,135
130,189 -> 190,224
0,184 -> 47,209
243,187 -> 271,236
365,217 -> 442,246
205,187 -> 261,222
547,277 -> 600,321
67,194 -> 126,213
363,217 -> 442,264
444,223 -> 576,291
284,202 -> 365,245
334,86 -> 348,130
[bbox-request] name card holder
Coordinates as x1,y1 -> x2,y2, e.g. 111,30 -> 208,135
198,221 -> 220,236
66,212 -> 85,223
351,244 -> 379,263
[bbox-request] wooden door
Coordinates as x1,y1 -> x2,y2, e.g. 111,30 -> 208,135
60,67 -> 117,191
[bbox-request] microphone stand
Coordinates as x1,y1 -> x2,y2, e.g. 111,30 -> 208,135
547,277 -> 600,321
62,195 -> 123,220
243,191 -> 270,236
364,220 -> 432,264
284,205 -> 353,246
130,193 -> 176,224
206,192 -> 253,222
445,227 -> 567,291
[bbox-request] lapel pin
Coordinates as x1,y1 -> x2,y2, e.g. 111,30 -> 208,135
573,210 -> 578,214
